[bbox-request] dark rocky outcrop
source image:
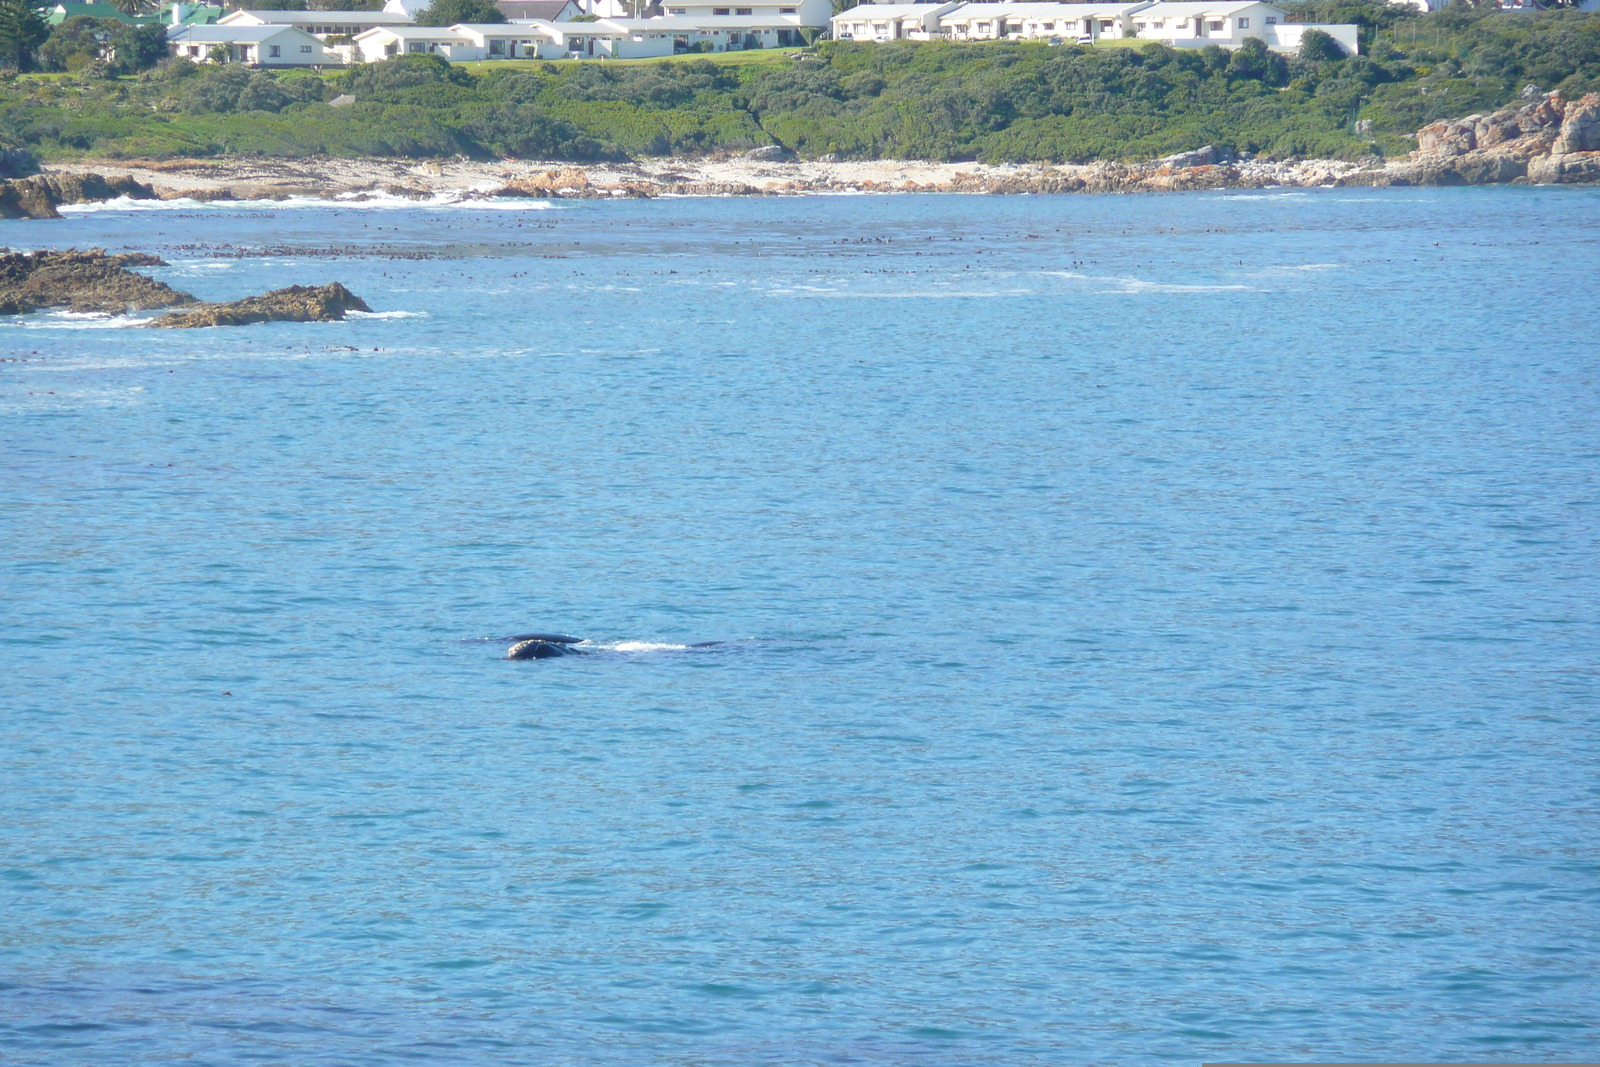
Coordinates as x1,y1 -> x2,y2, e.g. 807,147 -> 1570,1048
0,173 -> 159,220
0,248 -> 192,316
0,141 -> 39,180
146,283 -> 371,328
1,248 -> 371,325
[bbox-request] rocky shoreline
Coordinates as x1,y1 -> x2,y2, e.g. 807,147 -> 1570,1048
2,91 -> 1595,215
0,248 -> 370,326
0,173 -> 159,220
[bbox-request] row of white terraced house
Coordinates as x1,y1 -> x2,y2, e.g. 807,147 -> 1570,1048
168,15 -> 812,64
345,14 -> 812,62
830,0 -> 1359,54
168,9 -> 824,64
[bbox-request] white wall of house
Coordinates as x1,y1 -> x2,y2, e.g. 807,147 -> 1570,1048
1262,20 -> 1358,53
598,14 -> 807,49
496,19 -> 665,57
1127,2 -> 1284,45
837,0 -> 1357,51
1015,3 -> 1147,39
352,25 -> 480,60
453,22 -> 554,57
831,3 -> 960,41
588,22 -> 677,56
939,3 -> 1151,40
656,0 -> 828,28
1128,3 -> 1357,53
169,25 -> 336,65
219,9 -> 413,37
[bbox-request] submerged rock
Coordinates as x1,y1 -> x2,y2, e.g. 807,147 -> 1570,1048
0,248 -> 192,316
147,283 -> 371,329
0,173 -> 158,220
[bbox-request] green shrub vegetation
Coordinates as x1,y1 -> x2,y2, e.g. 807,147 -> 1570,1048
0,5 -> 1596,163
414,0 -> 505,24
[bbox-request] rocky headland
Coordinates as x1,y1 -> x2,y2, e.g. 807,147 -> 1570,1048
0,247 -> 370,326
9,91 -> 1599,207
0,173 -> 159,220
1342,89 -> 1600,186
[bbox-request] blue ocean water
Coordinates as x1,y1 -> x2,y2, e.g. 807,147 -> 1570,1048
2,187 -> 1598,1065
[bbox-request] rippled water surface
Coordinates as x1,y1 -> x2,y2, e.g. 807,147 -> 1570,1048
3,188 -> 1598,1064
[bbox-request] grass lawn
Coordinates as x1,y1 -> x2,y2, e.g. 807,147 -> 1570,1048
456,47 -> 801,73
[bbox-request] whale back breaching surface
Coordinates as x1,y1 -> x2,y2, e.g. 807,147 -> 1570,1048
506,634 -> 587,660
499,633 -> 732,660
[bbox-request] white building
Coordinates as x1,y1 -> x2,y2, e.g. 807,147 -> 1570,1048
168,23 -> 337,65
654,0 -> 829,27
453,20 -> 560,56
1128,1 -> 1276,44
553,17 -> 680,54
599,12 -> 808,48
939,2 -> 1149,40
1128,2 -> 1356,53
381,0 -> 430,16
831,2 -> 961,41
1261,19 -> 1357,53
219,8 -> 413,38
352,17 -> 680,59
351,23 -> 477,60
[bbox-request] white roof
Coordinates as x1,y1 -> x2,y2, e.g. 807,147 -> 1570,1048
508,17 -> 626,34
943,2 -> 1146,16
222,9 -> 412,23
451,20 -> 546,34
170,24 -> 316,41
602,13 -> 802,27
352,24 -> 471,38
1134,0 -> 1277,13
832,3 -> 958,17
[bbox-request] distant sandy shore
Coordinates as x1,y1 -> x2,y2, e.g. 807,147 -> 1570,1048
42,153 -> 1378,201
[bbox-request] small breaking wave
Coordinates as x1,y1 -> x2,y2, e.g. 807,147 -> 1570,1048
2,309 -> 162,329
1044,271 -> 1258,294
606,641 -> 691,654
348,310 -> 427,320
796,288 -> 1036,299
58,192 -> 561,214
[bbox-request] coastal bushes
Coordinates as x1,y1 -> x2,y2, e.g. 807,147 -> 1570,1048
37,18 -> 167,76
0,6 -> 1596,163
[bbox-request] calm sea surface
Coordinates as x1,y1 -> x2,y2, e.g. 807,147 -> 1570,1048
3,187 -> 1598,1065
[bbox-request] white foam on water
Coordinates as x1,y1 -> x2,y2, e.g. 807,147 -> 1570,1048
608,641 -> 690,654
2,310 -> 163,330
1044,271 -> 1257,294
59,192 -> 562,213
798,288 -> 1035,299
348,310 -> 427,320
1218,191 -> 1313,200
